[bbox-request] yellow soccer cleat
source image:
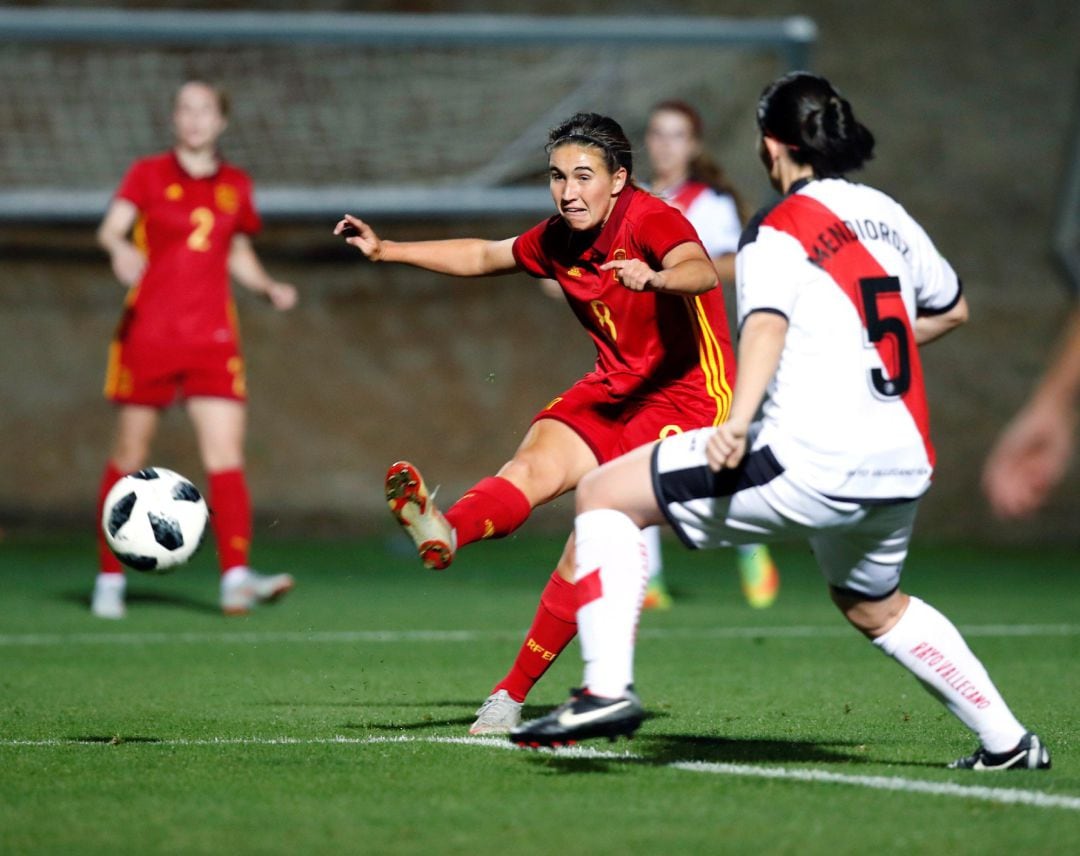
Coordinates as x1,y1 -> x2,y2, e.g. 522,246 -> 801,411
737,544 -> 779,608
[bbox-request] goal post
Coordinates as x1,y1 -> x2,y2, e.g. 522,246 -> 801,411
0,8 -> 817,223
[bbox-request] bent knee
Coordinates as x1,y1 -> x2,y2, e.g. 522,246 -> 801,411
575,466 -> 615,513
831,588 -> 909,638
498,454 -> 572,504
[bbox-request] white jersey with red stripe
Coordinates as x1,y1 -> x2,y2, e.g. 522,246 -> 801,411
736,177 -> 962,501
658,180 -> 742,259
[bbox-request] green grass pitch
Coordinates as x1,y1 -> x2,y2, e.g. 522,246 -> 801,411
1,533 -> 1077,854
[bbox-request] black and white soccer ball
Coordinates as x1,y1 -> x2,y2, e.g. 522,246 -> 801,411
101,467 -> 209,573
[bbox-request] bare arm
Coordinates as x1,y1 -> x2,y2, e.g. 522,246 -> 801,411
228,234 -> 298,311
915,294 -> 969,345
334,213 -> 518,277
712,252 -> 736,288
982,305 -> 1080,518
599,240 -> 718,295
97,198 -> 145,287
706,311 -> 789,471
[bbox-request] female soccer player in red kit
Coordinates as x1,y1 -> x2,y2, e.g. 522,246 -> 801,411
92,81 -> 297,619
336,112 -> 736,734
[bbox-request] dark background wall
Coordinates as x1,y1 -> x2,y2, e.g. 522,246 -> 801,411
1,0 -> 1077,545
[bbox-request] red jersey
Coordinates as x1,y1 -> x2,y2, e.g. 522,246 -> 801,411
114,151 -> 261,348
513,185 -> 735,424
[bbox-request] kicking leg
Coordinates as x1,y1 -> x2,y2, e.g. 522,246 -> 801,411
387,418 -> 596,570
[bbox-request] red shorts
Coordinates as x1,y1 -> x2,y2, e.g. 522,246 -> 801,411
104,339 -> 247,407
532,374 -> 724,465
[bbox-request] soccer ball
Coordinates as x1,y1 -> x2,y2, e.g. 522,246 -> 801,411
102,467 -> 209,573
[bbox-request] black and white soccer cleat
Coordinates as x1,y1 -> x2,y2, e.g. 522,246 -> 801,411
948,731 -> 1051,771
510,687 -> 645,748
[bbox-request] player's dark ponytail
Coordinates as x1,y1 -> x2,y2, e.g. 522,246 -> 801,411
547,112 -> 634,178
757,72 -> 874,177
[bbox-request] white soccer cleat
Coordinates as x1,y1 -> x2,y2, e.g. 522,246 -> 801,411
91,573 -> 127,620
385,461 -> 456,570
469,689 -> 523,735
220,566 -> 295,616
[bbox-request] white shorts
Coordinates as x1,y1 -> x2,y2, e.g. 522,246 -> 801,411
652,428 -> 919,599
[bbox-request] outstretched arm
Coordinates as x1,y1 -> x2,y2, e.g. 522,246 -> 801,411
982,306 -> 1080,518
335,213 -> 519,278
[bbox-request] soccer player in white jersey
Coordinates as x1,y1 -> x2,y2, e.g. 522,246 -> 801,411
512,72 -> 1051,772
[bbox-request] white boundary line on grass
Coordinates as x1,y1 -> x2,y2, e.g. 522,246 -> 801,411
0,623 -> 1077,647
3,733 -> 1077,811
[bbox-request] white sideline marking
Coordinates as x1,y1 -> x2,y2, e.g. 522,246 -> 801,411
1,623 -> 1076,648
667,761 -> 1080,811
2,734 -> 1076,811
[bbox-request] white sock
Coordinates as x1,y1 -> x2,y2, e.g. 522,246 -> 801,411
873,596 -> 1026,752
221,566 -> 252,584
574,509 -> 649,699
95,572 -> 125,591
643,525 -> 663,580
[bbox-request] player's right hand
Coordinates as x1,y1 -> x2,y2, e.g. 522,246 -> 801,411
335,214 -> 382,261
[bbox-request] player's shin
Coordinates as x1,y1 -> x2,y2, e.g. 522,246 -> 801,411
492,570 -> 578,702
445,476 -> 532,548
574,509 -> 649,699
872,596 -> 1027,753
96,462 -> 126,574
208,468 -> 252,573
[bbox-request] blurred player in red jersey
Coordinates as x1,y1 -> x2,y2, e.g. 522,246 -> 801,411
336,112 -> 735,734
642,99 -> 779,610
92,81 -> 297,619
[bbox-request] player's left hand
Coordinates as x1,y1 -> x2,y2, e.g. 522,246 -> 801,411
706,421 -> 748,471
265,281 -> 298,311
600,258 -> 660,292
982,399 -> 1075,519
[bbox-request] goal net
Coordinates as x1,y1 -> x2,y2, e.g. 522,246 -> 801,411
0,10 -> 815,220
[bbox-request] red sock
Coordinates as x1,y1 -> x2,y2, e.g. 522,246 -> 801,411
493,571 -> 579,703
445,476 -> 532,549
208,468 -> 252,573
96,462 -> 126,574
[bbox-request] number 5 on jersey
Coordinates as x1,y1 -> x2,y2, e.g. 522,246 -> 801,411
859,275 -> 910,398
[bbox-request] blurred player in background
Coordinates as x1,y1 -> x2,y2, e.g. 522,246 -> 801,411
337,112 -> 735,735
641,98 -> 779,610
982,305 -> 1080,518
514,72 -> 1051,773
92,80 -> 297,619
